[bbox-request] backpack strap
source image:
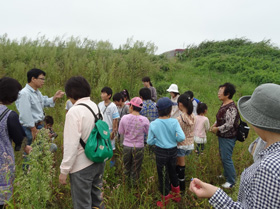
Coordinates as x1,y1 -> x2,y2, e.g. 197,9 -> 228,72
0,108 -> 10,122
77,103 -> 102,149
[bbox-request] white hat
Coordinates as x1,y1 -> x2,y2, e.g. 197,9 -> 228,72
167,84 -> 179,93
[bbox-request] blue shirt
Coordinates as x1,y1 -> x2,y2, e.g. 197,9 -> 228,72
140,100 -> 158,122
147,118 -> 185,148
16,84 -> 55,127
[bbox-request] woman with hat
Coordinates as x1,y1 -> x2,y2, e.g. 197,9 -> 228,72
189,83 -> 280,208
167,84 -> 181,118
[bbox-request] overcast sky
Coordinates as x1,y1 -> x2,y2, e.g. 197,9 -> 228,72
1,0 -> 280,54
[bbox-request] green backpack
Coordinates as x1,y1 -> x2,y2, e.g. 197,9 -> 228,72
78,103 -> 113,163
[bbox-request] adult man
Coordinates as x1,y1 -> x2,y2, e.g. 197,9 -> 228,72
16,68 -> 64,145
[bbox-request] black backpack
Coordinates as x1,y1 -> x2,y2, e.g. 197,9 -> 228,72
236,118 -> 250,142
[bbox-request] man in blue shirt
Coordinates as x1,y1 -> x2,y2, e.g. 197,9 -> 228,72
16,68 -> 64,145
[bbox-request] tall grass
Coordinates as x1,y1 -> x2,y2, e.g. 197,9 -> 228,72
1,35 -> 263,208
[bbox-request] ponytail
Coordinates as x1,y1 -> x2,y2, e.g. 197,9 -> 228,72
177,94 -> 193,115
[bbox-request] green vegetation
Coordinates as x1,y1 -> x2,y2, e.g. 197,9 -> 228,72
1,35 -> 279,208
177,38 -> 280,85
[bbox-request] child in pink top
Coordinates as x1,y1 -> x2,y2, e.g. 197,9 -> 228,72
194,102 -> 210,154
118,97 -> 150,184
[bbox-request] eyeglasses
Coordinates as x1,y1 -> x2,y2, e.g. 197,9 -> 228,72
37,78 -> 45,81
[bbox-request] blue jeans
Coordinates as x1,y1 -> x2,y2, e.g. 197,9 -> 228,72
177,149 -> 192,157
23,125 -> 44,145
218,137 -> 236,184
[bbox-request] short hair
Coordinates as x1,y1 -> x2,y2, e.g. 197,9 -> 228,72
142,76 -> 153,86
65,76 -> 91,100
158,106 -> 172,117
132,105 -> 142,112
197,102 -> 208,115
27,68 -> 46,83
139,88 -> 152,100
101,87 -> 113,99
44,115 -> 54,125
113,93 -> 124,102
121,89 -> 130,101
177,94 -> 193,115
184,90 -> 194,99
219,83 -> 236,99
0,77 -> 22,104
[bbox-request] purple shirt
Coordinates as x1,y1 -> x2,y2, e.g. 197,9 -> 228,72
118,114 -> 150,148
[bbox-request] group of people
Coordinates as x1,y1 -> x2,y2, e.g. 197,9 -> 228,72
1,68 -> 280,209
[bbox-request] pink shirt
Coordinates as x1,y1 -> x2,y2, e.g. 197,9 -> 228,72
60,97 -> 100,175
118,114 -> 150,148
194,115 -> 210,138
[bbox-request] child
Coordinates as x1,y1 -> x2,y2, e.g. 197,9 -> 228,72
142,76 -> 157,102
147,97 -> 185,207
98,87 -> 120,167
139,88 -> 158,150
139,88 -> 158,122
120,89 -> 130,104
194,102 -> 210,155
176,94 -> 195,192
44,115 -> 58,152
167,84 -> 180,118
113,92 -> 129,145
184,90 -> 200,115
113,93 -> 129,119
118,97 -> 149,184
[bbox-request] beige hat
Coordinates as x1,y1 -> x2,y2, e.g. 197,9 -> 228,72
167,84 -> 179,93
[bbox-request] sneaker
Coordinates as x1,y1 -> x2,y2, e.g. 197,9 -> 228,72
222,182 -> 234,188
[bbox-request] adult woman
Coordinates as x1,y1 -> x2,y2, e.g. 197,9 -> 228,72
210,83 -> 239,188
167,84 -> 180,118
190,83 -> 280,208
59,76 -> 105,209
142,76 -> 157,102
0,77 -> 31,209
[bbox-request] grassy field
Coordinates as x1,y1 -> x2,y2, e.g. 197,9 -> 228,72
1,36 -> 266,208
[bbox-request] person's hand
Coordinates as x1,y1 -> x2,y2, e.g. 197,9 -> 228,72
53,90 -> 65,102
189,178 -> 218,198
59,173 -> 68,185
110,132 -> 115,140
24,145 -> 32,154
30,127 -> 38,139
211,126 -> 219,134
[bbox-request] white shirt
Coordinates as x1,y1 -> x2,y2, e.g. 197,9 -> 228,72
98,101 -> 120,131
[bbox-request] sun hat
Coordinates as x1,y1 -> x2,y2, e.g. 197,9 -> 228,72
127,97 -> 143,108
167,84 -> 179,93
237,83 -> 280,133
156,97 -> 177,110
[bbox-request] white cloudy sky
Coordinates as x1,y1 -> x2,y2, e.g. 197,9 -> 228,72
1,0 -> 279,54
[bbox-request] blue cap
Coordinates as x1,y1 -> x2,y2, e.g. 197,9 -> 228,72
156,97 -> 177,110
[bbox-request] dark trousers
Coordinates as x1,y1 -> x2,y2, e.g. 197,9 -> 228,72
155,146 -> 179,196
196,143 -> 205,154
123,146 -> 144,183
69,162 -> 105,209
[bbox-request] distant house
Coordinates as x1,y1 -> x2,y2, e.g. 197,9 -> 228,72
163,49 -> 185,59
